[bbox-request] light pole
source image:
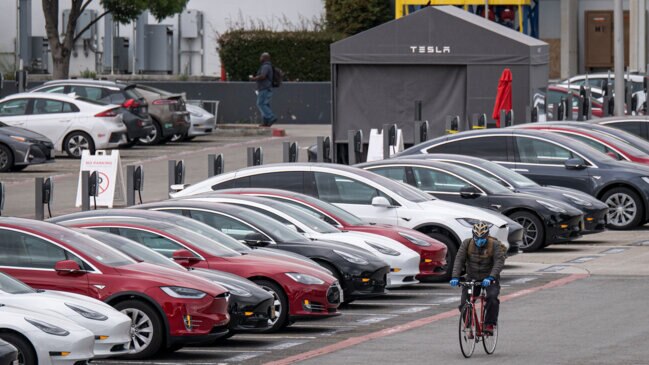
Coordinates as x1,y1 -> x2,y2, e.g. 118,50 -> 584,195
614,0 -> 625,116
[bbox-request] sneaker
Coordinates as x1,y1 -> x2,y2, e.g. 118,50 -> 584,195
267,117 -> 277,127
484,324 -> 495,336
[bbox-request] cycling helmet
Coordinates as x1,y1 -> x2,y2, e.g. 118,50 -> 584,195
472,221 -> 490,240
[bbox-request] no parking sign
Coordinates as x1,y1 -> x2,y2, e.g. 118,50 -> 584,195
75,150 -> 126,208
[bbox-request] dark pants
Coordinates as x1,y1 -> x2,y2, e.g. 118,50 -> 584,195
459,282 -> 500,325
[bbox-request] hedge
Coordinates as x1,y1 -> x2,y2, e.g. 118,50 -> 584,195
218,30 -> 343,82
325,0 -> 392,36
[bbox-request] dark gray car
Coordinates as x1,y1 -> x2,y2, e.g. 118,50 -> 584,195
396,128 -> 649,230
0,122 -> 54,172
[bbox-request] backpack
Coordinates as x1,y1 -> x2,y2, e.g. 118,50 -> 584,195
271,66 -> 284,88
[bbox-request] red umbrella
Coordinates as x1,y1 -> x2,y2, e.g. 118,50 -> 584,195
492,68 -> 512,127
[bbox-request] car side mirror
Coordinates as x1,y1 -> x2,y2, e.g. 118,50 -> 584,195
459,186 -> 481,199
54,260 -> 84,274
172,249 -> 201,267
243,232 -> 272,248
605,152 -> 622,160
564,157 -> 587,170
371,196 -> 392,208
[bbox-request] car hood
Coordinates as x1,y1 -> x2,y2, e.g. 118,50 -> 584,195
116,262 -> 228,297
519,186 -> 608,209
488,192 -> 583,216
417,199 -> 510,227
188,268 -> 273,299
283,238 -> 388,267
0,305 -> 92,334
310,231 -> 418,257
0,126 -> 51,141
250,247 -> 323,269
220,254 -> 337,283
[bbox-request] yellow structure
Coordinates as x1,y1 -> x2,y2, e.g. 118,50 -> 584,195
395,0 -> 531,33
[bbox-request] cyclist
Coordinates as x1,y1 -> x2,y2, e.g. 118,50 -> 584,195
450,221 -> 506,335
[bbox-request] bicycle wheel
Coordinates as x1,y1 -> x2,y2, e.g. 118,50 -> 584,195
482,317 -> 498,354
459,305 -> 476,358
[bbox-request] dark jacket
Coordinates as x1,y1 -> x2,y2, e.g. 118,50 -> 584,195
452,237 -> 506,281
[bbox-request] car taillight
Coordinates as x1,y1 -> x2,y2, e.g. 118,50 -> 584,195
152,99 -> 178,105
122,98 -> 140,109
95,108 -> 119,117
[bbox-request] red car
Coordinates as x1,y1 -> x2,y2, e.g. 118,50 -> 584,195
57,216 -> 342,332
218,188 -> 448,281
547,85 -> 604,119
0,217 -> 230,359
513,123 -> 649,165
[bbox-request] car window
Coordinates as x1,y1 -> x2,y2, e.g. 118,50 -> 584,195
212,176 -> 250,191
314,172 -> 391,205
32,99 -> 77,114
37,85 -> 66,94
606,121 -> 645,137
115,228 -> 194,258
84,230 -> 181,270
266,197 -> 342,226
233,204 -> 303,232
0,99 -> 29,116
430,136 -> 511,161
248,172 -> 306,192
546,90 -> 564,105
70,86 -> 105,100
0,272 -> 35,294
188,210 -> 270,242
452,163 -> 509,187
515,137 -> 575,165
369,166 -> 408,183
0,229 -> 67,269
411,167 -> 471,193
561,133 -> 624,160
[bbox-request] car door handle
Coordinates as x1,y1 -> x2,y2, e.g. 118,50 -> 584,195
59,119 -> 71,123
511,168 -> 529,172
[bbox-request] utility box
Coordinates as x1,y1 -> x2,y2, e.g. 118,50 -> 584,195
62,9 -> 97,41
29,37 -> 49,73
113,37 -> 130,73
143,25 -> 173,74
180,9 -> 203,39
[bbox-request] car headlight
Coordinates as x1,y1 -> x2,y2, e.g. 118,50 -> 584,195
366,241 -> 400,256
456,218 -> 492,228
642,177 -> 649,185
285,273 -> 325,285
25,318 -> 69,336
537,200 -> 567,213
219,283 -> 252,297
161,286 -> 207,299
65,303 -> 108,321
398,232 -> 432,247
562,193 -> 593,207
333,250 -> 369,265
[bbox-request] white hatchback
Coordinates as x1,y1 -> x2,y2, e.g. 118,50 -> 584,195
0,92 -> 127,158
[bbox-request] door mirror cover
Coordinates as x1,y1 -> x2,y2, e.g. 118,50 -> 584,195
371,196 -> 392,208
172,249 -> 200,267
243,232 -> 272,247
564,157 -> 587,170
459,186 -> 481,199
54,260 -> 83,274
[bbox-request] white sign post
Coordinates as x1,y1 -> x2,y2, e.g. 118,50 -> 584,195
366,128 -> 404,162
75,150 -> 126,208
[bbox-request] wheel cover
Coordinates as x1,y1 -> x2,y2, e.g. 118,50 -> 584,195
68,135 -> 89,157
0,148 -> 9,169
605,192 -> 637,227
259,285 -> 282,326
514,217 -> 538,249
121,308 -> 154,353
139,128 -> 158,144
16,349 -> 25,365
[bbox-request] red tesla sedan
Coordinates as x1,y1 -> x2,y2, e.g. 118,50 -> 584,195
216,188 -> 448,281
58,217 -> 342,332
513,123 -> 649,165
547,85 -> 604,118
0,217 -> 230,359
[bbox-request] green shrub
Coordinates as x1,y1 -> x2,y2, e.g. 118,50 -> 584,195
218,30 -> 343,82
325,0 -> 392,36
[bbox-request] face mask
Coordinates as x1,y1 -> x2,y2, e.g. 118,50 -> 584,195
474,237 -> 487,247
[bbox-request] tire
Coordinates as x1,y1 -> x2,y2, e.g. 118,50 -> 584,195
509,211 -> 545,252
63,131 -> 95,158
11,165 -> 28,172
459,305 -> 476,358
138,120 -> 165,145
482,314 -> 498,355
114,300 -> 164,359
425,232 -> 457,282
0,332 -> 36,365
0,144 -> 14,172
602,187 -> 644,230
251,279 -> 288,332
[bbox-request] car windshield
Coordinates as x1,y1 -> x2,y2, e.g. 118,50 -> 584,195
440,164 -> 513,195
0,272 -> 35,294
81,229 -> 182,270
51,229 -> 135,267
229,209 -> 311,243
351,168 -> 433,202
245,199 -> 341,234
75,96 -> 109,106
594,128 -> 649,155
165,225 -> 240,257
157,214 -> 252,253
266,195 -> 366,226
466,160 -> 539,188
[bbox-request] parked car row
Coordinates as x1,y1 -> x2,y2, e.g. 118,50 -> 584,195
0,79 -> 216,171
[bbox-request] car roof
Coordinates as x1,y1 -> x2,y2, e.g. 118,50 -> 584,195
594,116 -> 649,123
139,199 -> 251,215
3,92 -> 80,102
41,79 -> 132,89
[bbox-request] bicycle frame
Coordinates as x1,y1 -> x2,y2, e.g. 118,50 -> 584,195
462,281 -> 487,338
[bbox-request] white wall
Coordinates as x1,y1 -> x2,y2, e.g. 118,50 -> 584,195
0,0 -> 324,76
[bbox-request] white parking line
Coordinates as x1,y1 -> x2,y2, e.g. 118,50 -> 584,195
434,296 -> 461,304
391,306 -> 431,314
352,302 -> 441,306
222,352 -> 263,362
234,334 -> 317,340
265,341 -> 308,350
341,312 -> 399,316
356,316 -> 394,325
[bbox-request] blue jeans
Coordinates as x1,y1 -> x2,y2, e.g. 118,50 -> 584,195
256,88 -> 276,124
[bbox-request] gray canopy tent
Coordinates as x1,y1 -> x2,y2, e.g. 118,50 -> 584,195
330,5 -> 548,162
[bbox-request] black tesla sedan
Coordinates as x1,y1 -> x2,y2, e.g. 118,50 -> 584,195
396,128 -> 649,230
358,159 -> 584,252
403,154 -> 609,235
133,200 -> 391,302
0,122 -> 54,172
78,228 -> 274,336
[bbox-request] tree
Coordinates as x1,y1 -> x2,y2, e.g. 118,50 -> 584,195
42,0 -> 189,79
324,0 -> 392,36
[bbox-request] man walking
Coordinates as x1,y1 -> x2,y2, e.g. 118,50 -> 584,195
250,52 -> 277,127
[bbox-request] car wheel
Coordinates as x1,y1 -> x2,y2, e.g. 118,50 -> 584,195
251,279 -> 288,332
426,232 -> 457,282
121,138 -> 138,148
602,187 -> 644,229
138,120 -> 165,145
0,144 -> 14,172
509,211 -> 545,252
0,332 -> 36,365
64,131 -> 95,158
114,300 -> 164,359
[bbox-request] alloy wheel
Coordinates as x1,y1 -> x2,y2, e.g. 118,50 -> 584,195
139,128 -> 158,144
259,285 -> 282,327
170,133 -> 183,142
514,217 -> 538,250
68,135 -> 89,157
0,148 -> 9,170
16,350 -> 25,365
605,192 -> 637,227
122,308 -> 154,353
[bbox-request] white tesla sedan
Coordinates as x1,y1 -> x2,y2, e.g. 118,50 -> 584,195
180,194 -> 421,288
0,93 -> 127,158
171,163 -> 524,278
0,272 -> 131,358
0,305 -> 95,365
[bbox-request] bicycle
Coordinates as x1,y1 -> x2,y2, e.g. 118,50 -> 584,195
457,280 -> 498,358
